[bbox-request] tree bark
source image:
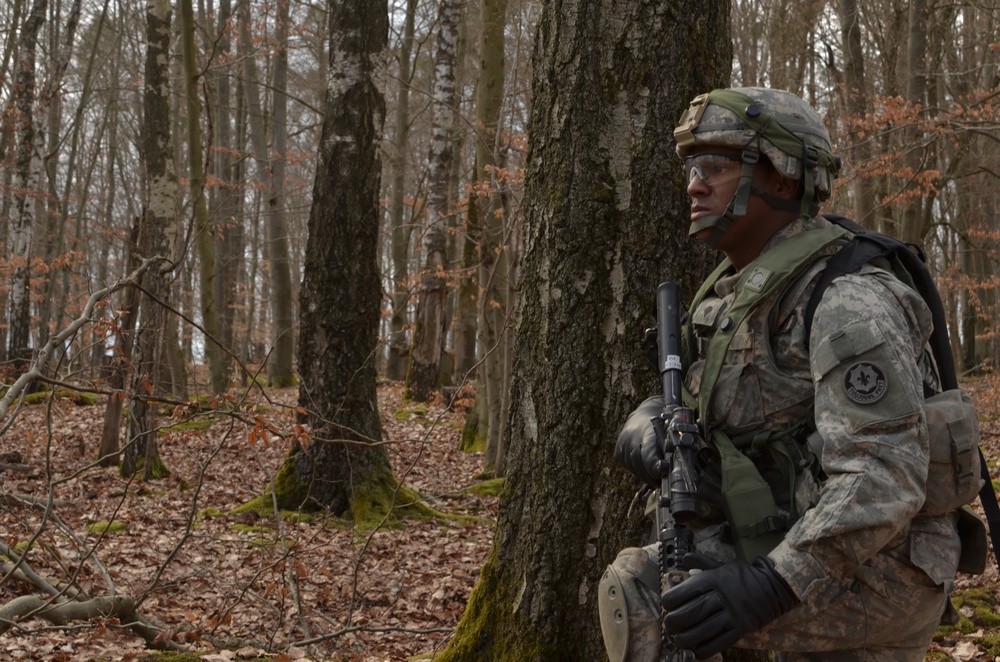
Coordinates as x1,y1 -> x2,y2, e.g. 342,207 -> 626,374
121,0 -> 177,480
406,0 -> 461,402
35,0 -> 83,355
265,0 -> 297,387
837,0 -> 877,225
208,0 -> 241,383
179,0 -> 226,394
437,0 -> 728,658
7,0 -> 47,370
98,222 -> 141,467
899,0 -> 929,245
277,0 -> 391,516
384,0 -> 418,382
476,0 -> 510,476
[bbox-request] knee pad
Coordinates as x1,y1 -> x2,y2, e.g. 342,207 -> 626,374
600,547 -> 664,662
598,563 -> 630,662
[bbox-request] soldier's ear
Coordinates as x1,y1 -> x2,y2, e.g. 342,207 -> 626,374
770,172 -> 801,200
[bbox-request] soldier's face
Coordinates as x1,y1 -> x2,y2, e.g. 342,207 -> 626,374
686,147 -> 792,267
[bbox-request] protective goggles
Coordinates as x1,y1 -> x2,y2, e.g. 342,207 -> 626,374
683,153 -> 743,185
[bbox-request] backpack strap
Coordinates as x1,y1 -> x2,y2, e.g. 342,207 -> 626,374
805,214 -> 1000,573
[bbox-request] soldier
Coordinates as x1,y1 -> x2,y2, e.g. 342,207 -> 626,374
598,87 -> 979,661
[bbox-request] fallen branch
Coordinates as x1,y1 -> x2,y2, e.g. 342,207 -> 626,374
0,593 -> 183,650
0,595 -> 135,636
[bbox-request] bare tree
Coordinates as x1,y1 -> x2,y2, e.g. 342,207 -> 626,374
179,0 -> 225,394
836,0 -> 877,224
265,0 -> 297,387
385,0 -> 419,382
475,0 -> 510,475
406,0 -> 462,402
121,0 -> 179,480
269,0 -> 394,515
6,0 -> 47,372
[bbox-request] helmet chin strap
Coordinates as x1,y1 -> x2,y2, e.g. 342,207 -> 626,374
687,149 -> 818,247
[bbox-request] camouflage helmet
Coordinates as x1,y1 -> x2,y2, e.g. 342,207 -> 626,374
673,87 -> 840,203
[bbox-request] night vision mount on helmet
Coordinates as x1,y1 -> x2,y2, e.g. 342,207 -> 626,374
673,88 -> 842,246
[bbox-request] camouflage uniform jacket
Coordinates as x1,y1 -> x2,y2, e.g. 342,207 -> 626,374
685,214 -> 961,603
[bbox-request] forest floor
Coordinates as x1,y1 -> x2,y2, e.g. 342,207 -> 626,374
1,382 -> 495,661
1,377 -> 1000,661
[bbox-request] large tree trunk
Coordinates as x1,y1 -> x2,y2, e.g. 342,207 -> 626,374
406,0 -> 461,402
436,0 -> 729,658
274,0 -> 391,516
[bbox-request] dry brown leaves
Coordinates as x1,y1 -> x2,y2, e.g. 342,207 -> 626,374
0,383 -> 494,661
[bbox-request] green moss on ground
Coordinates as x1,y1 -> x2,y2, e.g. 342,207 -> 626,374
24,389 -> 99,406
393,403 -> 433,424
459,406 -> 486,453
465,478 -> 503,497
120,451 -> 171,480
935,587 -> 1000,656
87,521 -> 127,535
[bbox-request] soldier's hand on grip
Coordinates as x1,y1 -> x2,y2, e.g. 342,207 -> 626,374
614,396 -> 665,488
661,555 -> 797,658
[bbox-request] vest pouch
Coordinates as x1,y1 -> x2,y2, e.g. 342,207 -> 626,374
922,389 -> 982,517
713,430 -> 785,561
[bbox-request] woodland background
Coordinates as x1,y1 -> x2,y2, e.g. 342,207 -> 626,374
2,0 -> 1000,660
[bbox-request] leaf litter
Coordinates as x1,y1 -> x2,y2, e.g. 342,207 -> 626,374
0,383 -> 494,661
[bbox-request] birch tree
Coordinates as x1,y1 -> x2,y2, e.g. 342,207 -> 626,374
121,0 -> 178,479
406,0 -> 462,401
7,0 -> 47,371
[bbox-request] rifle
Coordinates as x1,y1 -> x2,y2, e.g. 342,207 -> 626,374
651,282 -> 701,662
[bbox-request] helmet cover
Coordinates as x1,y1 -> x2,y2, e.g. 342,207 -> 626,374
674,87 -> 840,201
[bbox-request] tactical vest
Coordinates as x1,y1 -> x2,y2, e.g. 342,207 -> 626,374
683,221 -> 984,567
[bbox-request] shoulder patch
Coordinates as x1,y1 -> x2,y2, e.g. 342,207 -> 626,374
843,361 -> 888,404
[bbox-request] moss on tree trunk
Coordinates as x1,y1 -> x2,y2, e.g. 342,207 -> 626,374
235,442 -> 439,529
433,547 -> 554,661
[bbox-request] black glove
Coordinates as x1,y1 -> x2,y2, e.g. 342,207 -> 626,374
662,554 -> 797,659
614,396 -> 664,488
